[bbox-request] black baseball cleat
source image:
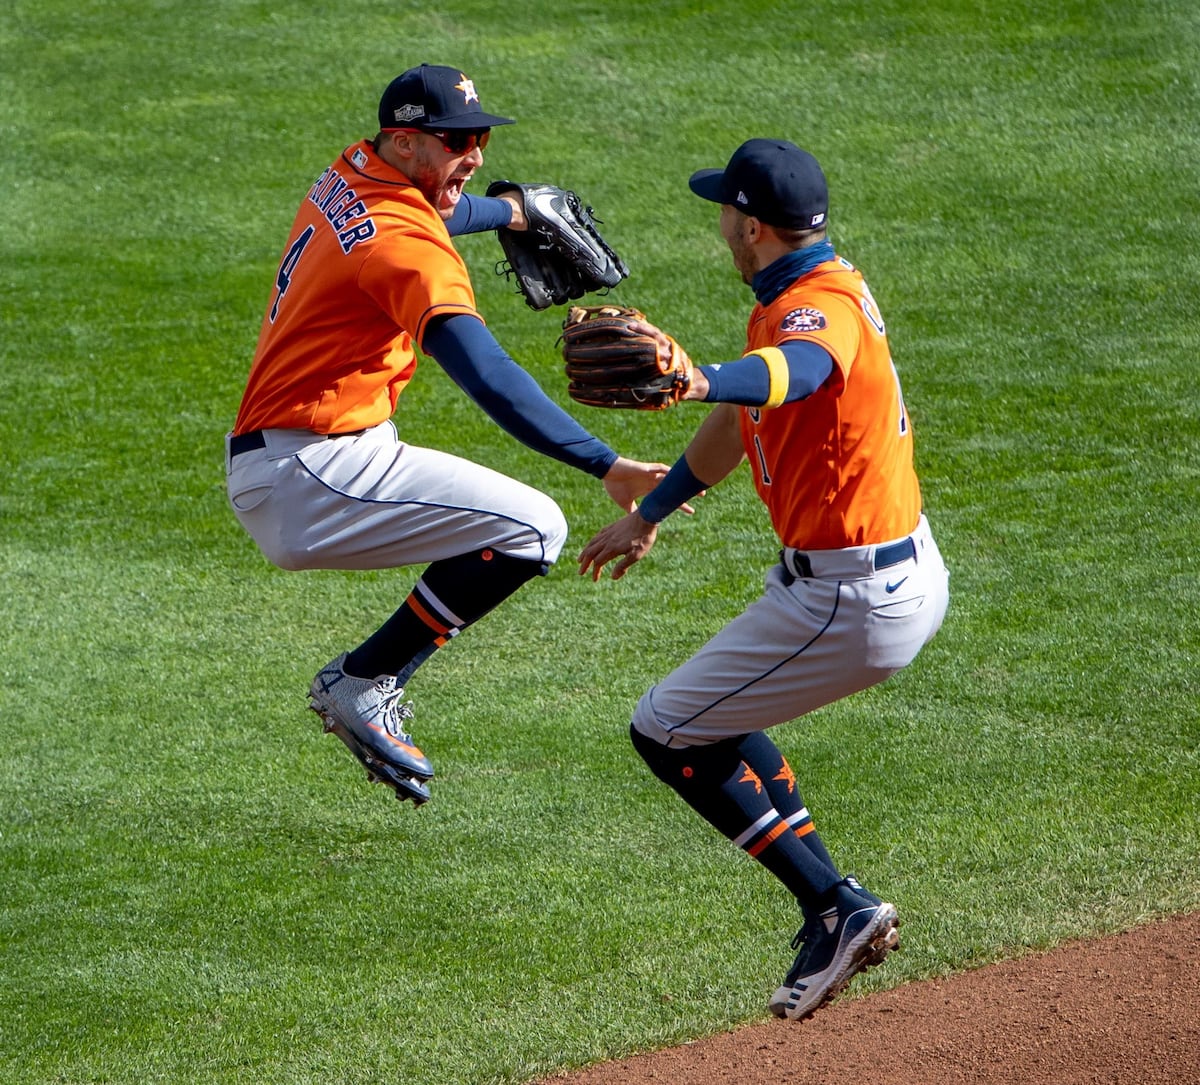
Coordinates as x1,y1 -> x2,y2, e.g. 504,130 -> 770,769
769,878 -> 901,1021
309,653 -> 434,806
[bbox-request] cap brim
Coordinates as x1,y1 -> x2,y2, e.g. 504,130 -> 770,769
688,168 -> 727,204
436,112 -> 515,129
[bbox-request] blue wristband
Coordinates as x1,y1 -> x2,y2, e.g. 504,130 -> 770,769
637,456 -> 707,523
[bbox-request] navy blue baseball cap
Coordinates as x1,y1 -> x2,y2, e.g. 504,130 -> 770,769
689,139 -> 828,229
378,64 -> 515,130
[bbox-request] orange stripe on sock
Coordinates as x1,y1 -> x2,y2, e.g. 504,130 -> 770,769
747,820 -> 789,858
794,822 -> 815,838
409,594 -> 453,636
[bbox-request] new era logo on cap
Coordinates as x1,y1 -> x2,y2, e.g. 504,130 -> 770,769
688,139 -> 829,230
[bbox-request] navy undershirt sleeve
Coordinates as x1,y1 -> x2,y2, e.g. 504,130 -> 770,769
445,194 -> 514,236
698,339 -> 834,405
421,314 -> 618,478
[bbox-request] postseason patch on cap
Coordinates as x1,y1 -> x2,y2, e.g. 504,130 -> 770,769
781,307 -> 827,332
392,103 -> 425,124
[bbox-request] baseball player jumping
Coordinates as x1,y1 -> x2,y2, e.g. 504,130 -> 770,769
578,139 -> 950,1020
226,64 -> 670,806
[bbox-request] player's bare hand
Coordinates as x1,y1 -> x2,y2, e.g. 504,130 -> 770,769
626,317 -> 669,345
579,510 -> 659,581
602,457 -> 700,515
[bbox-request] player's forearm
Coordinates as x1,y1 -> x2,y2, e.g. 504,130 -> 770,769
422,314 -> 617,477
683,402 -> 746,483
637,404 -> 744,523
445,193 -> 515,236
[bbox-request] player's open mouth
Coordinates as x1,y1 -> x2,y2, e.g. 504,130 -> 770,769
443,176 -> 469,208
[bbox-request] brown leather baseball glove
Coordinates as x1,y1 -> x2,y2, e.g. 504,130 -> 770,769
561,305 -> 692,409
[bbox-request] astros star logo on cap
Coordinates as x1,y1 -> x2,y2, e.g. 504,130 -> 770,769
455,75 -> 479,104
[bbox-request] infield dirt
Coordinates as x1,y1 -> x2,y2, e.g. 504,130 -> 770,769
535,911 -> 1200,1085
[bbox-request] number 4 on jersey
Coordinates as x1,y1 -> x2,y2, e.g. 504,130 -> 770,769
269,225 -> 315,323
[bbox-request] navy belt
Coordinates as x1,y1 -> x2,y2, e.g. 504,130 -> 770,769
781,535 -> 916,579
229,428 -> 367,457
874,537 -> 917,569
229,430 -> 266,456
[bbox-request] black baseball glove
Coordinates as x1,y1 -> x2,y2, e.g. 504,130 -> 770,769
487,180 -> 629,311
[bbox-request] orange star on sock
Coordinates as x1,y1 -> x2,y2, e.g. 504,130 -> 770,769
774,757 -> 797,794
739,764 -> 764,794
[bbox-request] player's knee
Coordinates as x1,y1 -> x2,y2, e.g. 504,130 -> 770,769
631,693 -> 683,749
630,720 -> 741,790
537,496 -> 569,564
630,720 -> 675,781
500,491 -> 567,565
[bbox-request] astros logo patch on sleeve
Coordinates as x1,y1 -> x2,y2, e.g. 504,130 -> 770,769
781,307 -> 827,332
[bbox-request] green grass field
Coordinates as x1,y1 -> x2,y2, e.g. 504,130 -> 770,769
3,1 -> 1198,1082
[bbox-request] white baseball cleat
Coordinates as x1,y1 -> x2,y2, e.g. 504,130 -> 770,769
769,879 -> 901,1021
309,653 -> 434,805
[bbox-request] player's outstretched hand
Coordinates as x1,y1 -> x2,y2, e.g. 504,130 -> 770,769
579,510 -> 659,582
601,457 -> 666,513
601,457 -> 700,515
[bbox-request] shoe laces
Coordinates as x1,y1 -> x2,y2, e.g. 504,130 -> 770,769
376,678 -> 416,741
785,917 -> 819,976
787,904 -> 841,977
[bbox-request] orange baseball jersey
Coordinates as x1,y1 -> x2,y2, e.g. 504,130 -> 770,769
739,257 -> 922,549
234,140 -> 480,435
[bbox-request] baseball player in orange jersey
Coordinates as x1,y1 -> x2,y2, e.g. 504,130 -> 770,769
227,64 -> 671,806
579,139 -> 950,1020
